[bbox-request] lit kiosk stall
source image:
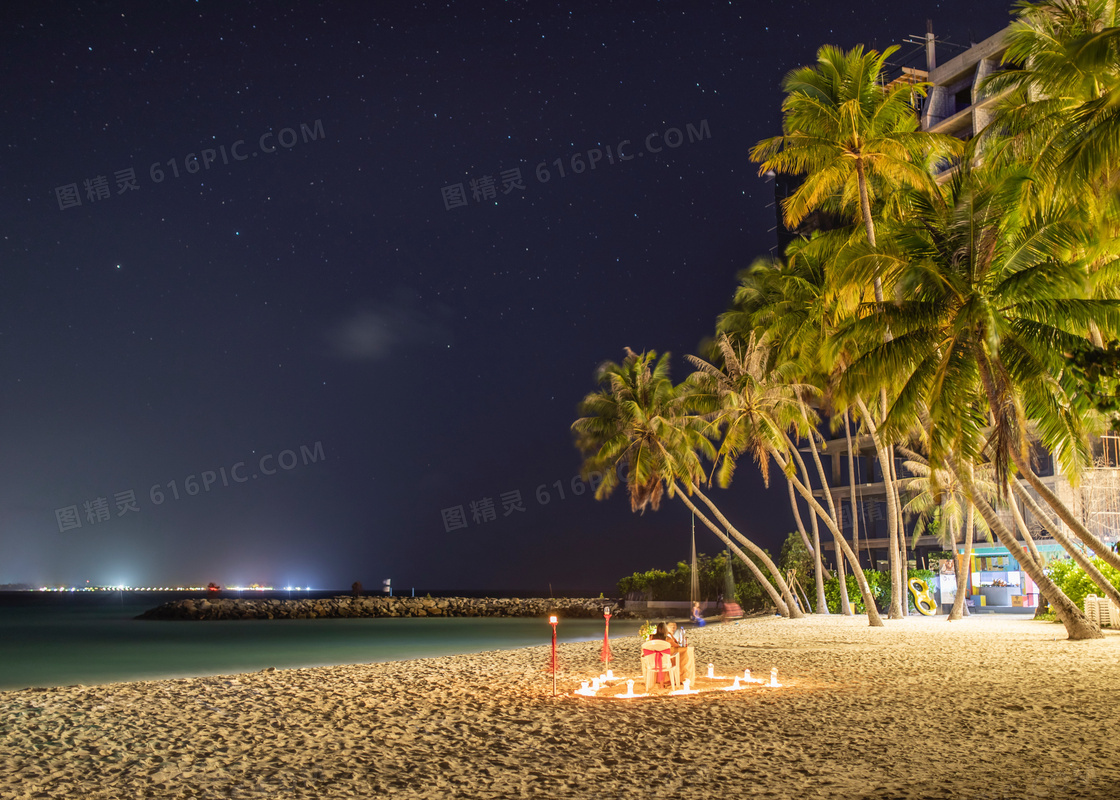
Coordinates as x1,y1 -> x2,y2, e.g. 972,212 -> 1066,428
966,543 -> 1067,613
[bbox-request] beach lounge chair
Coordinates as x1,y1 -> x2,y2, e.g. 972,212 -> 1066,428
1085,595 -> 1100,625
641,640 -> 680,691
1098,597 -> 1117,628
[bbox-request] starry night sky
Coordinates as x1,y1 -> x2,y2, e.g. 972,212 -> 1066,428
1,1 -> 1014,593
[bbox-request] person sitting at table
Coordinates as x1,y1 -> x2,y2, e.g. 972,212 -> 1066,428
665,621 -> 695,683
665,621 -> 682,646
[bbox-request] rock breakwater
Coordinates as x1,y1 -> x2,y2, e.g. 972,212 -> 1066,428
136,595 -> 635,621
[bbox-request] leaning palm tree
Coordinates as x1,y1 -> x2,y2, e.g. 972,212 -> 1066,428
721,235 -> 872,614
571,348 -> 802,617
686,333 -> 885,626
836,165 -> 1119,639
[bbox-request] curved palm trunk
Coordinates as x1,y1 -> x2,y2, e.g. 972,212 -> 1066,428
855,397 -> 906,619
973,352 -> 1120,575
786,480 -> 819,570
1011,480 -> 1120,610
835,541 -> 852,615
799,429 -> 834,613
769,447 -> 885,626
1016,460 -> 1120,574
671,486 -> 791,616
1008,490 -> 1043,566
842,410 -> 861,615
687,485 -> 805,619
948,503 -> 975,621
958,467 -> 1102,640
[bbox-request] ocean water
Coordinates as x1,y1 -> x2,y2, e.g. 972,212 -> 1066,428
0,592 -> 641,691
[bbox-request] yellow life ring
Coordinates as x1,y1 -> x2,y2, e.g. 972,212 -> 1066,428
908,578 -> 937,616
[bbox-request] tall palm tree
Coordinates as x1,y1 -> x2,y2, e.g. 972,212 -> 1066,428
751,47 -> 959,617
835,166 -> 1118,638
571,348 -> 802,617
750,44 -> 959,251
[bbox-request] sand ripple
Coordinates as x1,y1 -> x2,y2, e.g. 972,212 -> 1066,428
1,615 -> 1117,799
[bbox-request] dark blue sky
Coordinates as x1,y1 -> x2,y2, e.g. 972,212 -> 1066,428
1,1 -> 1014,592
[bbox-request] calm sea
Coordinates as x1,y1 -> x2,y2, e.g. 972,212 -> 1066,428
0,591 -> 641,691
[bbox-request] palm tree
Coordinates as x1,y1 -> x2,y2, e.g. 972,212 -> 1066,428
686,333 -> 885,626
982,0 -> 1120,192
571,348 -> 802,617
751,47 -> 959,617
836,166 -> 1118,638
750,44 -> 959,252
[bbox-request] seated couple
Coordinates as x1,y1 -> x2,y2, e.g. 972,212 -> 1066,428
642,622 -> 695,687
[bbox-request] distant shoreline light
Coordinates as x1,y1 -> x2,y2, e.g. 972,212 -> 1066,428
25,585 -> 305,593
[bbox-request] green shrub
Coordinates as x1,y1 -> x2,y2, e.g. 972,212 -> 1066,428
1045,556 -> 1120,614
822,568 -> 936,613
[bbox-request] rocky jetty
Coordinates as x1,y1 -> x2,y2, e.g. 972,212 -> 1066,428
136,595 -> 636,621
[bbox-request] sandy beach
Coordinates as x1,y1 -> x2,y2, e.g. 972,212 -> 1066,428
1,614 -> 1117,799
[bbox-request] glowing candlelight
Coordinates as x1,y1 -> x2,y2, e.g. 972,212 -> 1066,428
745,668 -> 751,682
599,673 -> 607,684
591,678 -> 600,691
606,669 -> 613,680
683,679 -> 690,692
627,679 -> 634,695
732,676 -> 741,689
580,680 -> 589,692
707,663 -> 714,679
770,667 -> 778,687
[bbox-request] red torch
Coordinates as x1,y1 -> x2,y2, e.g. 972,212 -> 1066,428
600,606 -> 613,666
549,615 -> 559,696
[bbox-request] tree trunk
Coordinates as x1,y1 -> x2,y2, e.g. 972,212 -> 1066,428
801,428 -> 834,613
844,410 -> 862,572
769,447 -> 885,626
1011,480 -> 1120,610
1008,489 -> 1043,565
836,542 -> 853,615
688,485 -> 806,619
1015,459 -> 1120,574
856,158 -> 877,249
958,467 -> 1102,640
786,480 -> 817,563
856,397 -> 906,619
949,504 -> 974,621
672,485 -> 790,616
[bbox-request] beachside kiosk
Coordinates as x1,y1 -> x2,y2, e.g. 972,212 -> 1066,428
936,542 -> 1071,613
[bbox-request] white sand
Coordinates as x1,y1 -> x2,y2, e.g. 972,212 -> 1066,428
1,615 -> 1117,799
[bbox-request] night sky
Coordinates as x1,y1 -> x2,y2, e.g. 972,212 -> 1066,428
2,1 -> 1014,593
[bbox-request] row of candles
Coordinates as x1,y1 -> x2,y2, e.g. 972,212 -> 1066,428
575,665 -> 782,698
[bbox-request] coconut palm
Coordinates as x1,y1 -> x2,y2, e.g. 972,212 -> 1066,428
982,0 -> 1120,191
835,165 -> 1119,638
571,348 -> 802,617
686,333 -> 885,626
750,44 -> 960,252
750,46 -> 959,616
